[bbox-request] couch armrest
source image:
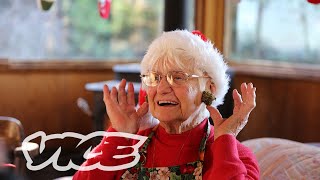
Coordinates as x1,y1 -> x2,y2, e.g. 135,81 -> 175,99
242,138 -> 320,179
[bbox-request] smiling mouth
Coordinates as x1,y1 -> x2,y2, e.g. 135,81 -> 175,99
157,101 -> 178,106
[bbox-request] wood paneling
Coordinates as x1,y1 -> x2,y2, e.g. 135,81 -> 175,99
234,73 -> 320,143
1,64 -> 319,149
0,68 -> 114,149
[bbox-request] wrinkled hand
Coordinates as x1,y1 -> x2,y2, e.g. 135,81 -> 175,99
207,82 -> 256,140
103,79 -> 149,134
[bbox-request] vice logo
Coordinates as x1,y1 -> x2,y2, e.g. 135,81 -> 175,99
22,131 -> 148,171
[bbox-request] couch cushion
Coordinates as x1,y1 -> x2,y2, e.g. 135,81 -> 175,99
242,138 -> 320,179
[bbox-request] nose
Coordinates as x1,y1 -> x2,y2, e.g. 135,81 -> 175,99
157,75 -> 172,94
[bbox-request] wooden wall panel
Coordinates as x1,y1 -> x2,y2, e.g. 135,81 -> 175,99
1,67 -> 319,149
0,69 -> 114,149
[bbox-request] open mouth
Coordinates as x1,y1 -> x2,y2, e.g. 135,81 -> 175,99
157,100 -> 178,106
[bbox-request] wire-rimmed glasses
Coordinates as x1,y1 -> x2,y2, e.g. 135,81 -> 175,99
140,71 -> 210,87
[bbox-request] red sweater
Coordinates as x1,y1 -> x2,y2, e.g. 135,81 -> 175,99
73,120 -> 259,179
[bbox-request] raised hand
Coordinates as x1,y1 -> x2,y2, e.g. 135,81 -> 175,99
207,82 -> 256,140
103,79 -> 149,134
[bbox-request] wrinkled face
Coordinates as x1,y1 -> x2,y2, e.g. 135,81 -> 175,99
146,69 -> 203,124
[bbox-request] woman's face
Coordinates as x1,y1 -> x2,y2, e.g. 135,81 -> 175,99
146,69 -> 203,124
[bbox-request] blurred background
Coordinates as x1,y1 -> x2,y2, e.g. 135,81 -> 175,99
0,0 -> 319,179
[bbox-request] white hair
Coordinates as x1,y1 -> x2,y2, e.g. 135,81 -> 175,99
141,29 -> 230,107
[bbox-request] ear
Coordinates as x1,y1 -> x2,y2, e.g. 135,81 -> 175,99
205,79 -> 216,94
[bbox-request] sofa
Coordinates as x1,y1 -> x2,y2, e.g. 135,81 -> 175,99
242,138 -> 320,179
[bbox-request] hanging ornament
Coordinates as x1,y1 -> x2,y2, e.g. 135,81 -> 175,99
98,0 -> 112,19
307,0 -> 320,4
37,0 -> 55,11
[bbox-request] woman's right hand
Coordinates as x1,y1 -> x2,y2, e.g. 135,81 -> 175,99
103,79 -> 149,134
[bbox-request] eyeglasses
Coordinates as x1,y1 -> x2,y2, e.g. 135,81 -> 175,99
140,71 -> 210,87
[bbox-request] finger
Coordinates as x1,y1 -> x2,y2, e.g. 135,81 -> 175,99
103,84 -> 112,105
243,83 -> 256,110
103,84 -> 110,98
247,83 -> 256,99
127,82 -> 135,105
247,83 -> 255,95
111,87 -> 118,103
240,83 -> 248,101
118,79 -> 127,105
248,82 -> 254,90
232,89 -> 242,113
206,106 -> 224,126
245,82 -> 255,99
137,102 -> 149,118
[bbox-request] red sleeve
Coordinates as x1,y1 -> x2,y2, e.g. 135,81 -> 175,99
203,134 -> 259,180
73,128 -> 133,180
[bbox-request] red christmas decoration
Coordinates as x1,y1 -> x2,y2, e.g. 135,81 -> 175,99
307,0 -> 320,4
98,0 -> 111,19
192,30 -> 208,42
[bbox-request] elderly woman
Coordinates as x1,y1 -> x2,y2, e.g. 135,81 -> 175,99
74,30 -> 259,179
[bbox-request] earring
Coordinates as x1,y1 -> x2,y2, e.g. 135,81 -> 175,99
201,91 -> 216,106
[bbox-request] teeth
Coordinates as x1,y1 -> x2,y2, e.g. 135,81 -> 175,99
158,101 -> 178,105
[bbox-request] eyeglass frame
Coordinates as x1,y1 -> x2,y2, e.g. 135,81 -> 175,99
140,71 -> 211,87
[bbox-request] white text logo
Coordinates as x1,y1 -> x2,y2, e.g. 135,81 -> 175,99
22,131 -> 148,171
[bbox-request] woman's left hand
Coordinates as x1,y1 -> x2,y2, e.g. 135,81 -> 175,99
206,82 -> 256,140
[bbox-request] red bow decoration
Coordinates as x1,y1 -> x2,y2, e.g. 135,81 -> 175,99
192,30 -> 208,42
98,0 -> 111,19
307,0 -> 320,4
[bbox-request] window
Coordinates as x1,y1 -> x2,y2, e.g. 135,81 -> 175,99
0,0 -> 165,61
225,0 -> 320,65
